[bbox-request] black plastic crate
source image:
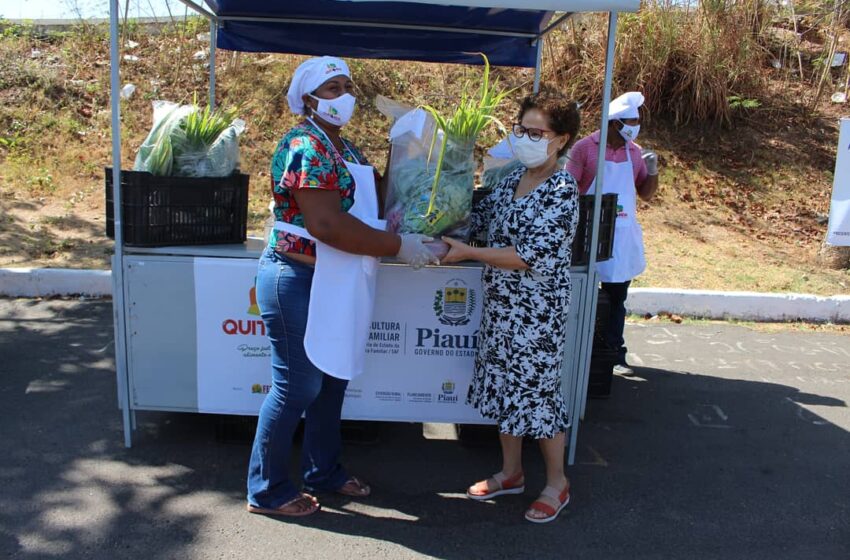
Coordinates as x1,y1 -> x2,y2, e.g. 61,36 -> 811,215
105,168 -> 249,247
588,346 -> 618,399
471,188 -> 617,266
571,194 -> 617,267
588,288 -> 616,399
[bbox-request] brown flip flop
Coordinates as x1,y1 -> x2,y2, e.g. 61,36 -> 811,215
336,476 -> 371,497
246,493 -> 320,517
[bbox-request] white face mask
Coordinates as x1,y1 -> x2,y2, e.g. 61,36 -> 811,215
617,121 -> 640,142
510,133 -> 553,168
310,93 -> 356,127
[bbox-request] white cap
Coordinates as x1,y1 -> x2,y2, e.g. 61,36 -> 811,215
608,91 -> 645,120
286,56 -> 351,115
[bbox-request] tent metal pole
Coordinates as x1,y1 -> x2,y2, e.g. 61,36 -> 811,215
209,19 -> 217,109
568,10 -> 618,465
109,0 -> 133,449
175,0 -> 217,19
533,38 -> 543,93
536,12 -> 574,38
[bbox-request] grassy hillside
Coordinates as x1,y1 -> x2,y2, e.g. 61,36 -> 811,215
0,12 -> 848,295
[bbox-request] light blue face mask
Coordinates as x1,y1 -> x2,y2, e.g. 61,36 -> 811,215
510,133 -> 552,168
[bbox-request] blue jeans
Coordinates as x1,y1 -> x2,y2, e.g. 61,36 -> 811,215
247,247 -> 350,508
600,280 -> 631,366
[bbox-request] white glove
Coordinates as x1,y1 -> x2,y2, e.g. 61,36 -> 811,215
396,234 -> 439,269
642,150 -> 658,176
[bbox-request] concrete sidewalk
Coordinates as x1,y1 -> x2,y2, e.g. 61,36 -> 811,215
1,299 -> 848,559
2,267 -> 850,322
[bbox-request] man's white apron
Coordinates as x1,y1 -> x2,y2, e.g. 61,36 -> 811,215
587,143 -> 646,283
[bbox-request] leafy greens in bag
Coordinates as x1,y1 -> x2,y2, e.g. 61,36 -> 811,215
385,55 -> 513,238
134,97 -> 243,177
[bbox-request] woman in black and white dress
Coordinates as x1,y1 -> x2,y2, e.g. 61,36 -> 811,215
442,91 -> 580,524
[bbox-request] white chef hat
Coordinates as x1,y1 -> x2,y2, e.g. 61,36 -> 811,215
286,56 -> 351,115
608,91 -> 645,120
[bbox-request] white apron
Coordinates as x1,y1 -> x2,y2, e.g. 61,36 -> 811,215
275,119 -> 386,380
587,143 -> 646,283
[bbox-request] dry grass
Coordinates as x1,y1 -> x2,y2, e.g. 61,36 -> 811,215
0,15 -> 847,296
547,1 -> 771,125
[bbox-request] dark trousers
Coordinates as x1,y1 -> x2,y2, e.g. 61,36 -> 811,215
600,280 -> 631,365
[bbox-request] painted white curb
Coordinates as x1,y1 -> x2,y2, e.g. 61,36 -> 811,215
1,268 -> 849,323
0,268 -> 112,298
628,288 -> 850,324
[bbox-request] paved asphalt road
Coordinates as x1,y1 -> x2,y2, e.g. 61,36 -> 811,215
1,299 -> 848,559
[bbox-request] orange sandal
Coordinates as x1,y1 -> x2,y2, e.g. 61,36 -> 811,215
246,493 -> 320,517
466,471 -> 525,501
524,484 -> 570,524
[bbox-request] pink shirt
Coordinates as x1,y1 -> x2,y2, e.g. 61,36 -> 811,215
565,130 -> 648,195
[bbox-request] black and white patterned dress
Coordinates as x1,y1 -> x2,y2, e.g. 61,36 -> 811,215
467,166 -> 580,439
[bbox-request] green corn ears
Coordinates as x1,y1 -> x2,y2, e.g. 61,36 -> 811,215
421,54 -> 513,216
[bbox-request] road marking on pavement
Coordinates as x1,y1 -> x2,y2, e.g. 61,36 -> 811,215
579,446 -> 609,467
661,327 -> 679,339
640,353 -> 666,363
688,404 -> 732,429
783,397 -> 830,426
709,341 -> 736,354
796,408 -> 829,426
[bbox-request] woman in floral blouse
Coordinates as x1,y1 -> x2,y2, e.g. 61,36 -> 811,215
443,91 -> 581,524
247,57 -> 436,518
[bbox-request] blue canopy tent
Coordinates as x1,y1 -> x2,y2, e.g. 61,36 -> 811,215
108,0 -> 640,461
210,1 -> 552,67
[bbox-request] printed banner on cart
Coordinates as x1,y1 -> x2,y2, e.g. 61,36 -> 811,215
193,258 -> 490,424
343,265 -> 490,424
828,118 -> 850,246
194,258 -> 272,414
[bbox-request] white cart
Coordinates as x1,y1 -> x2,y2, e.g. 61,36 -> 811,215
107,0 -> 638,464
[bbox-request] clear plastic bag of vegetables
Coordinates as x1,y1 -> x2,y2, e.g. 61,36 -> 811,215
482,136 -> 523,191
384,54 -> 513,240
385,111 -> 476,238
133,99 -> 244,177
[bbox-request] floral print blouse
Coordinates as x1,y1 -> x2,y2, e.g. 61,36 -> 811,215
269,120 -> 371,256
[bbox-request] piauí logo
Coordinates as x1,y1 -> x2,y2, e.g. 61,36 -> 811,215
325,62 -> 340,74
433,279 -> 476,326
439,380 -> 458,403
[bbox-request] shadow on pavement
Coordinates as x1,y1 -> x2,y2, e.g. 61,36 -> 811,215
1,300 -> 848,559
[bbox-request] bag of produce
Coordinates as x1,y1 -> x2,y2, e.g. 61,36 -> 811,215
134,98 -> 243,177
384,55 -> 512,238
481,136 -> 523,191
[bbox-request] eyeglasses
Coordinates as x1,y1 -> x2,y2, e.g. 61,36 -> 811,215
512,123 -> 553,142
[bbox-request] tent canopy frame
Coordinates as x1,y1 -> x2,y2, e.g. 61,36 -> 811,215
108,0 -> 626,464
